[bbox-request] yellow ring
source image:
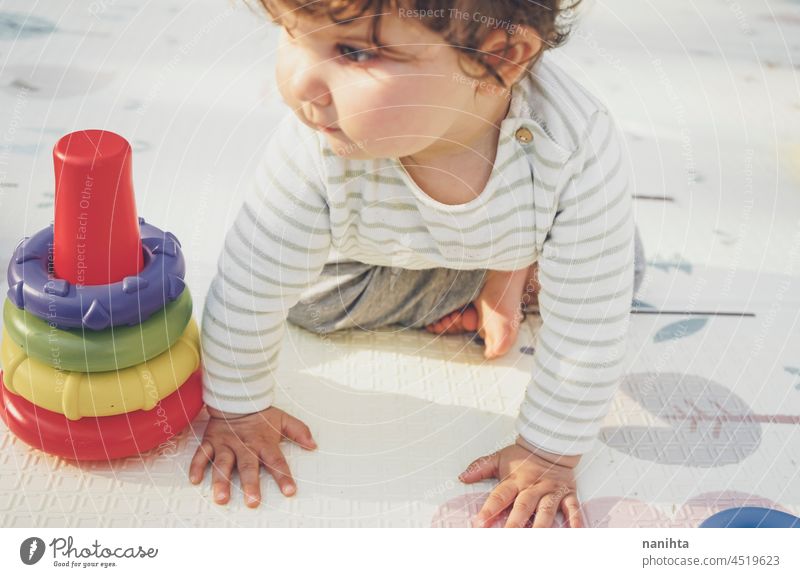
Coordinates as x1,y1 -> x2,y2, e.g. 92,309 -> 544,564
1,319 -> 200,420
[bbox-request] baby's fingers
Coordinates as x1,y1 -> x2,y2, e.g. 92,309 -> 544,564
234,447 -> 263,508
473,479 -> 518,528
259,446 -> 297,497
210,445 -> 236,504
458,451 -> 499,484
561,493 -> 584,528
505,487 -> 547,528
189,441 -> 214,484
281,414 -> 317,450
532,492 -> 559,528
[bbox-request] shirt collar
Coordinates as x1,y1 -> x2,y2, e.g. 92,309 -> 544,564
499,65 -> 574,164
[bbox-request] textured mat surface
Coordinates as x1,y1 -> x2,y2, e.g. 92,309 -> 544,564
0,0 -> 798,527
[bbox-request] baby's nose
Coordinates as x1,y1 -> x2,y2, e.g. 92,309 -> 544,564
291,66 -> 333,108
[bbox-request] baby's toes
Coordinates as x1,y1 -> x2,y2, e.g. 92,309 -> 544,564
441,311 -> 465,334
426,312 -> 457,334
425,315 -> 446,332
459,305 -> 479,333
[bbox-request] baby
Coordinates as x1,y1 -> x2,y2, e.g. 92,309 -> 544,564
189,0 -> 646,529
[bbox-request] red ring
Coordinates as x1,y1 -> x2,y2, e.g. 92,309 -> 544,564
0,368 -> 204,461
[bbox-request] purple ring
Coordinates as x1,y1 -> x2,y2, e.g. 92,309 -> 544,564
6,218 -> 186,330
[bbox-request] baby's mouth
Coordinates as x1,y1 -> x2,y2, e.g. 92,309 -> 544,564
316,123 -> 341,133
305,113 -> 340,133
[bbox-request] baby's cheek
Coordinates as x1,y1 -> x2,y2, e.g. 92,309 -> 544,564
336,113 -> 399,155
347,108 -> 445,157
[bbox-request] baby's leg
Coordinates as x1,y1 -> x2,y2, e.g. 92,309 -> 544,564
286,260 -> 488,335
425,227 -> 647,358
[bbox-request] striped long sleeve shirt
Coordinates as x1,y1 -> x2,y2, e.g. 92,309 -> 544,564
200,53 -> 636,456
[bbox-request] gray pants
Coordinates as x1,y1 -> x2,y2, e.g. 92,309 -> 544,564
287,226 -> 646,335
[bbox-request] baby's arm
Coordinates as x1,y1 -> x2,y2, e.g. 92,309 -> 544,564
516,107 -> 635,459
190,116 -> 332,507
463,108 -> 635,528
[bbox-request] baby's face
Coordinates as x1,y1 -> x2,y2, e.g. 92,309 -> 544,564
274,10 -> 484,159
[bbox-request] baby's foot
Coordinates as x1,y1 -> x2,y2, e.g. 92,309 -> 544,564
426,264 -> 538,360
473,267 -> 529,359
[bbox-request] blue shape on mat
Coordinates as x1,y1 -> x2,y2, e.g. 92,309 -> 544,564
648,257 -> 692,275
5,143 -> 41,156
785,367 -> 800,390
632,299 -> 655,309
519,346 -> 535,356
0,12 -> 55,40
700,507 -> 800,528
132,140 -> 151,153
653,317 -> 708,343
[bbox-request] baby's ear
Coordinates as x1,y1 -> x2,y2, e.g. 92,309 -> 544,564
479,26 -> 543,85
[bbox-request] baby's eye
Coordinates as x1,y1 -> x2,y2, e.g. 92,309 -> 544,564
336,43 -> 377,64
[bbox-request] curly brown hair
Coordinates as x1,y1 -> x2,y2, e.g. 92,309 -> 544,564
250,0 -> 581,89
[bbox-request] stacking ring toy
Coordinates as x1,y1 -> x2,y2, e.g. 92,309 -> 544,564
699,507 -> 800,528
6,218 -> 186,331
3,289 -> 193,372
0,369 -> 204,461
0,319 -> 200,420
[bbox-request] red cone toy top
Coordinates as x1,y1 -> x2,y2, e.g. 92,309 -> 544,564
52,129 -> 143,286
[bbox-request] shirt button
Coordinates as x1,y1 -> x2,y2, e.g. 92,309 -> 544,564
515,126 -> 533,144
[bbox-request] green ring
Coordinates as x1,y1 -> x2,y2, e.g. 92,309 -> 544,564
2,289 -> 193,372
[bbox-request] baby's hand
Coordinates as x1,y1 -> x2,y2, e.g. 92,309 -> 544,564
189,406 -> 317,508
458,440 -> 584,528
